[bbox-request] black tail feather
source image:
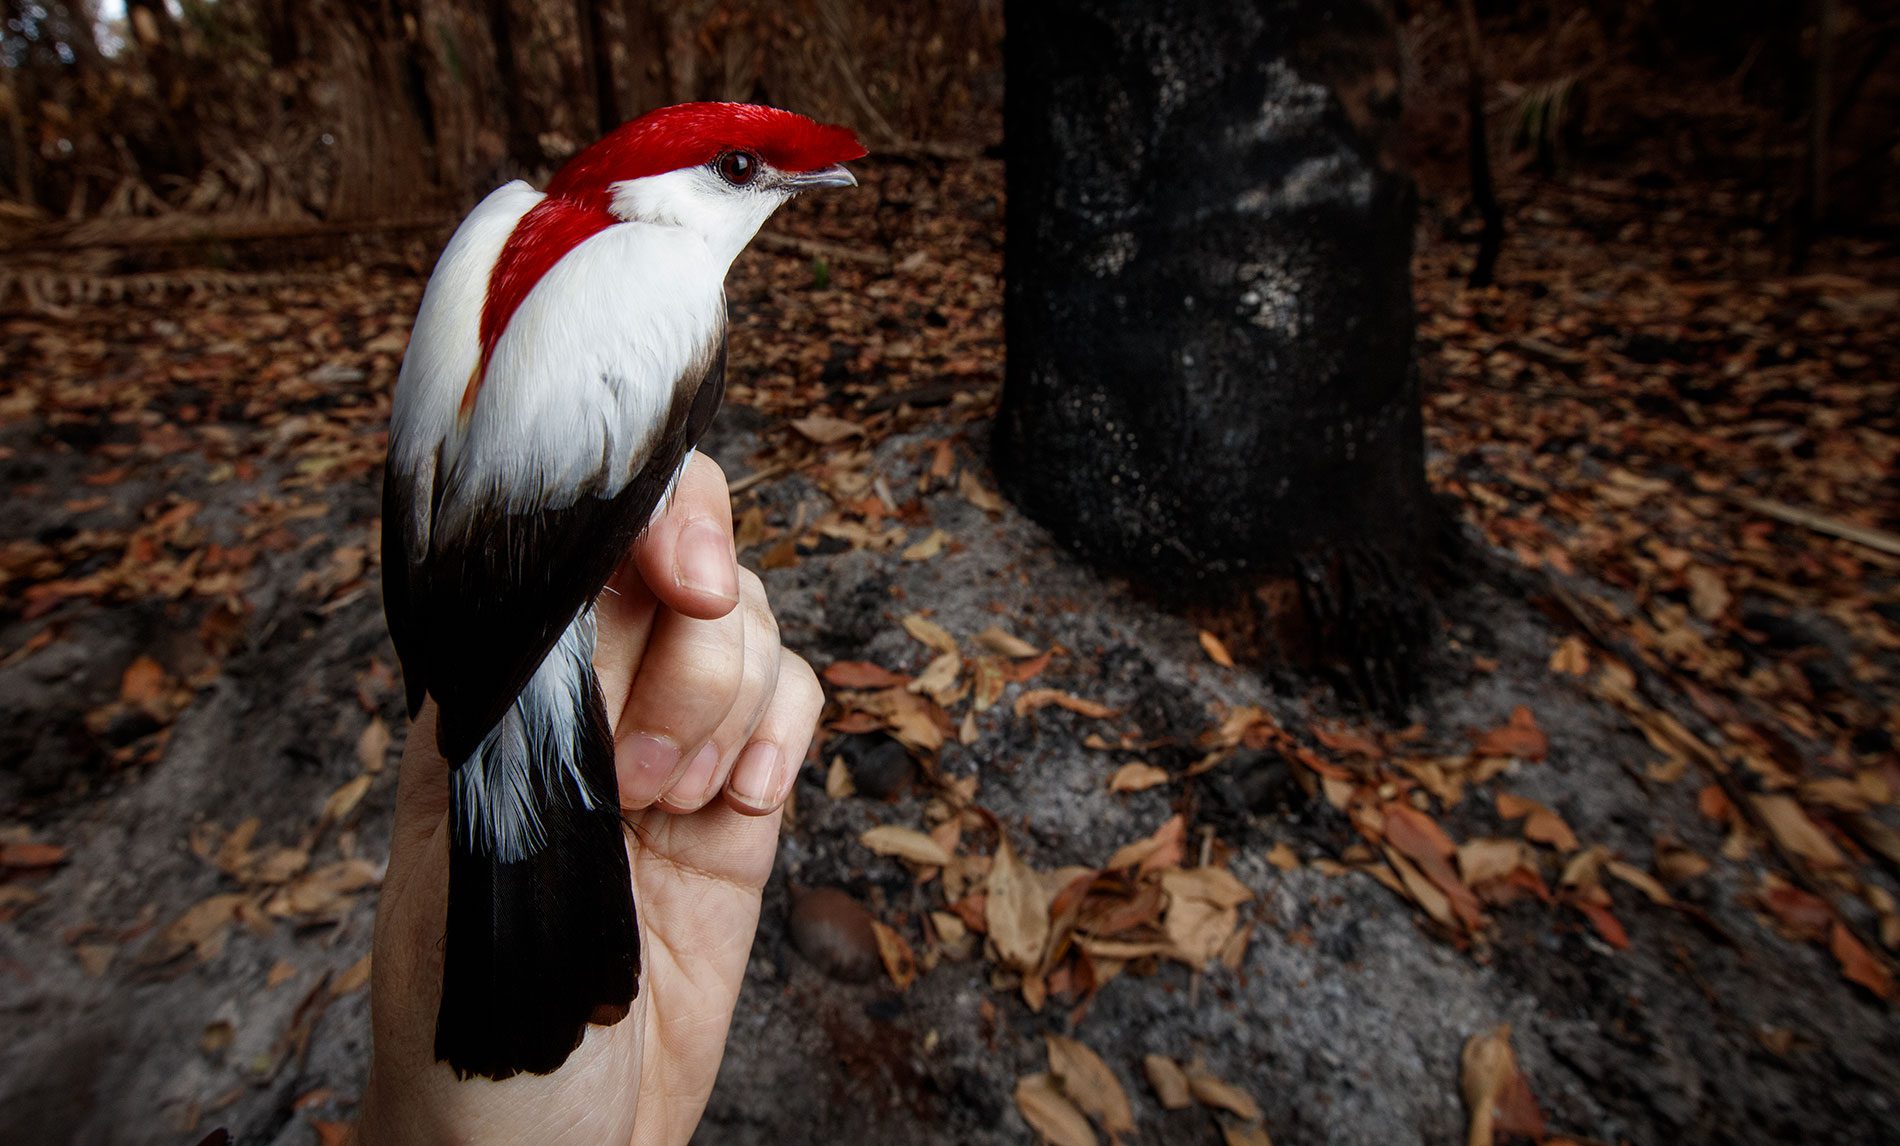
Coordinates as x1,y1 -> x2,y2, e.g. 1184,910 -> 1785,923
435,664 -> 638,1081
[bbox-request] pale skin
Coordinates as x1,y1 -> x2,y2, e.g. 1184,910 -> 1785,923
356,454 -> 822,1145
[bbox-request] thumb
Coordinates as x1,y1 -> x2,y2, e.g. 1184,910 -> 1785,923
628,453 -> 740,622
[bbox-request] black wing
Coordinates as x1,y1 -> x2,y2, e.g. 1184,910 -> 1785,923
382,332 -> 728,765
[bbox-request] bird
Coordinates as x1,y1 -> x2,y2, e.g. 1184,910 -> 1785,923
380,102 -> 865,1081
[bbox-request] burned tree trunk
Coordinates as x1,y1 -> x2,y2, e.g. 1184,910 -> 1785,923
996,0 -> 1433,700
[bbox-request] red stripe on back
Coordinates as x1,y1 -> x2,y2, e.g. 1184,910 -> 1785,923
471,196 -> 616,407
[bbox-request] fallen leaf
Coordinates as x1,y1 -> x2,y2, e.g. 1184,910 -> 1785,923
318,775 -> 371,827
789,413 -> 865,444
1045,1035 -> 1135,1139
0,840 -> 67,869
1606,861 -> 1673,905
1751,794 -> 1848,869
1143,1054 -> 1193,1110
901,613 -> 959,656
1105,814 -> 1186,872
1185,1065 -> 1261,1121
1548,636 -> 1590,675
1015,689 -> 1118,720
975,625 -> 1041,658
826,755 -> 855,799
1162,867 -> 1253,965
356,717 -> 391,774
120,654 -> 168,704
1685,565 -> 1732,621
1221,1124 -> 1273,1146
1108,761 -> 1169,793
332,953 -> 371,996
1831,922 -> 1894,998
148,893 -> 248,963
1472,707 -> 1548,761
871,920 -> 919,990
1457,838 -> 1529,886
1496,793 -> 1578,851
1460,1024 -> 1545,1146
987,836 -> 1050,973
859,825 -> 954,867
902,529 -> 948,562
1198,630 -> 1236,668
1015,1072 -> 1098,1146
824,661 -> 910,689
958,469 -> 1006,515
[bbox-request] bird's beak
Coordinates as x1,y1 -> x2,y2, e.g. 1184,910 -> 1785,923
783,164 -> 858,191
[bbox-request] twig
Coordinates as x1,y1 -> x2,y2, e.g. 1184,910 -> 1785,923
1731,494 -> 1900,558
727,463 -> 788,496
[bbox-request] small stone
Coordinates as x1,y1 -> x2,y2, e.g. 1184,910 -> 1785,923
789,887 -> 881,983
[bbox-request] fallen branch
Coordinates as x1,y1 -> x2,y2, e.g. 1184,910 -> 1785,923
1733,494 -> 1900,558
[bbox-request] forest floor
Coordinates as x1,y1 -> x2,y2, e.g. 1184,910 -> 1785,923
2,138 -> 1899,1144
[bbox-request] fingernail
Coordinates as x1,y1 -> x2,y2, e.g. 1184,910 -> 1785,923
729,742 -> 783,809
676,518 -> 739,603
618,733 -> 681,807
666,742 -> 721,808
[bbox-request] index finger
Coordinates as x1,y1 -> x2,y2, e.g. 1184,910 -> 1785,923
631,452 -> 739,621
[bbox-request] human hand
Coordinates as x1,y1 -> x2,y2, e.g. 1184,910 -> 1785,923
357,454 -> 821,1145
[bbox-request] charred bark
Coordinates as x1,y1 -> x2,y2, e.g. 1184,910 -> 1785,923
996,0 -> 1433,704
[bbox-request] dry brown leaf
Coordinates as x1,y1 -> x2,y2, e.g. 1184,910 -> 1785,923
332,952 -> 372,996
1045,1035 -> 1135,1139
1143,1054 -> 1193,1110
909,649 -> 963,703
149,893 -> 248,963
823,661 -> 910,689
1460,1024 -> 1545,1146
1015,689 -> 1119,720
1457,838 -> 1528,886
789,413 -> 865,444
1548,635 -> 1590,675
826,756 -> 855,799
1162,867 -> 1253,965
1108,761 -> 1169,793
1105,814 -> 1186,872
1472,707 -> 1548,761
901,613 -> 959,656
318,774 -> 371,828
958,469 -> 1007,515
871,920 -> 919,990
1685,565 -> 1732,621
859,825 -> 954,867
356,717 -> 391,775
1186,1065 -> 1262,1121
988,836 -> 1050,972
120,654 -> 167,704
1654,838 -> 1712,883
975,625 -> 1041,658
1831,922 -> 1894,998
1267,841 -> 1299,871
1751,794 -> 1848,869
1607,861 -> 1673,906
267,959 -> 298,988
268,859 -> 380,917
1221,1123 -> 1273,1146
1496,793 -> 1578,852
0,840 -> 67,869
1198,630 -> 1236,668
1015,1072 -> 1098,1146
902,529 -> 948,561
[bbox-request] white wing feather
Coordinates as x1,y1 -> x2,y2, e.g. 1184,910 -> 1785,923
390,180 -> 727,554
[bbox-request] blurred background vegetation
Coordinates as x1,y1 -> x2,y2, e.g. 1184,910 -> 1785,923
2,0 -> 1895,250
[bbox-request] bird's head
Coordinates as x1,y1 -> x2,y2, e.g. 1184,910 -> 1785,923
545,102 -> 865,265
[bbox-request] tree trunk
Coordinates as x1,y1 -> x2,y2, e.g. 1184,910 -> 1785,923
576,0 -> 621,137
485,0 -> 544,169
996,0 -> 1432,700
1457,0 -> 1504,286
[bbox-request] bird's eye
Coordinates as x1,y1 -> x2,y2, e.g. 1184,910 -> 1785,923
716,151 -> 758,186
